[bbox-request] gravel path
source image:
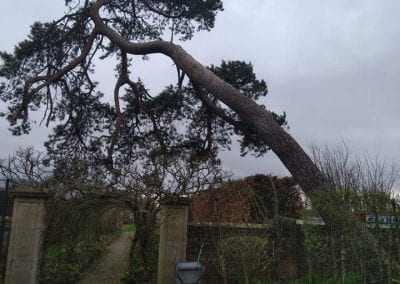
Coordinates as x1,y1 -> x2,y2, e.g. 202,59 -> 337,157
77,232 -> 133,284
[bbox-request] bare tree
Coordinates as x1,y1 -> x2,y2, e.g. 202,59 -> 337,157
311,143 -> 398,198
308,143 -> 400,280
0,146 -> 52,188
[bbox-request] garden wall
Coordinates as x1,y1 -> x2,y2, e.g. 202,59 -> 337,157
186,220 -> 307,283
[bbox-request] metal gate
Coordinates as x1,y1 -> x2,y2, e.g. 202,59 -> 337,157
0,179 -> 12,281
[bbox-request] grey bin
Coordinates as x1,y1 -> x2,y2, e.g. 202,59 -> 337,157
175,261 -> 204,284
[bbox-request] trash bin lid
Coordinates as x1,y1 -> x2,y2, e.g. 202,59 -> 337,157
176,262 -> 202,270
176,262 -> 204,284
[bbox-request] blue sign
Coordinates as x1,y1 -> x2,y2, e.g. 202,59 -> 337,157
366,215 -> 397,224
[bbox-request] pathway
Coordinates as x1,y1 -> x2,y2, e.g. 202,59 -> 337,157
77,232 -> 133,284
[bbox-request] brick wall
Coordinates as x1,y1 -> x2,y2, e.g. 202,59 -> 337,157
186,220 -> 307,282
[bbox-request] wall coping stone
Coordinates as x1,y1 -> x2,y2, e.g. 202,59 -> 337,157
159,196 -> 191,206
189,222 -> 271,229
10,190 -> 50,199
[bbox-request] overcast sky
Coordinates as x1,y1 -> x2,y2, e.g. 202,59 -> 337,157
1,1 -> 400,179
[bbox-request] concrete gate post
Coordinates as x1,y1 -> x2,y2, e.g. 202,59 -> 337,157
157,197 -> 191,284
5,188 -> 48,284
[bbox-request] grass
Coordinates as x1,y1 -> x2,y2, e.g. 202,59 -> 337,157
45,243 -> 66,258
120,223 -> 136,233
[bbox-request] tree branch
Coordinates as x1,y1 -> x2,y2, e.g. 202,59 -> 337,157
106,51 -> 128,168
13,30 -> 98,124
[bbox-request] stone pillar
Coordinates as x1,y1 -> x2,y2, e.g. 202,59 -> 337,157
5,189 -> 48,284
157,197 -> 191,284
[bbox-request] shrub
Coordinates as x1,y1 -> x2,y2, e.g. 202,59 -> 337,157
219,235 -> 276,283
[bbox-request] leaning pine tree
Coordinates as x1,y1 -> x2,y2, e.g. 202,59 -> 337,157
0,0 -> 393,271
